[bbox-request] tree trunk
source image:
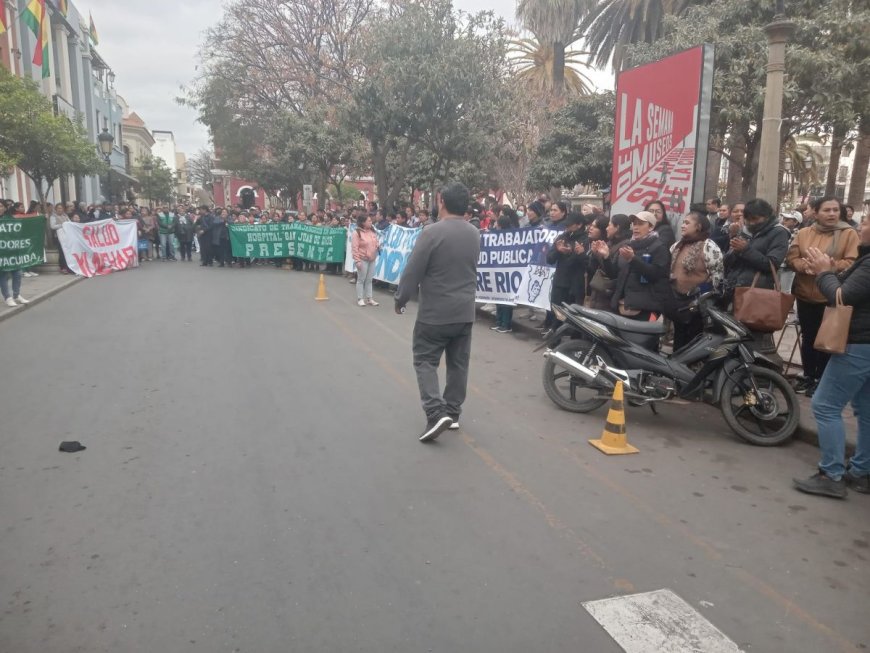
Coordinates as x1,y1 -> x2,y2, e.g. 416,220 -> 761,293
371,139 -> 389,209
724,131 -> 746,205
825,123 -> 847,196
552,41 -> 565,98
741,132 -> 760,200
847,117 -> 870,209
704,118 -> 725,200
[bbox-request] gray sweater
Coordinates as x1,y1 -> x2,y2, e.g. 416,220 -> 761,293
395,216 -> 481,325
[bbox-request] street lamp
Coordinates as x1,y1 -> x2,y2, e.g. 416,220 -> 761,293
142,159 -> 153,209
97,127 -> 114,202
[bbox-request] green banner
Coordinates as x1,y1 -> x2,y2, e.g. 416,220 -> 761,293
229,223 -> 346,263
0,216 -> 46,271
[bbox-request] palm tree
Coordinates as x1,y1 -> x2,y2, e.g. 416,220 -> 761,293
580,0 -> 694,72
516,0 -> 593,97
510,36 -> 595,97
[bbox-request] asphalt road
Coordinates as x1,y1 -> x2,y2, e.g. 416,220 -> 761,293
0,263 -> 867,653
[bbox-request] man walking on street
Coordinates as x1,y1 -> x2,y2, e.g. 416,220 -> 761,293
394,182 -> 481,443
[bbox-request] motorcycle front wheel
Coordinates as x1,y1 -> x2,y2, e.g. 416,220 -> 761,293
719,365 -> 799,446
542,340 -> 611,413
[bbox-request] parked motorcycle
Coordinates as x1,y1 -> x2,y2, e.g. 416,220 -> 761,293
540,294 -> 799,446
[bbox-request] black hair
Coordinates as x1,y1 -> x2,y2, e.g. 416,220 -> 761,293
591,216 -> 609,237
743,198 -> 775,221
686,210 -> 711,237
439,181 -> 471,216
356,214 -> 369,227
496,215 -> 512,230
706,197 -> 721,208
644,199 -> 668,223
500,206 -> 519,228
609,214 -> 632,243
553,200 -> 569,216
815,195 -> 847,221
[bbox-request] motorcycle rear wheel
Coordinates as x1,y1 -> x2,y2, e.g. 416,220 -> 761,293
719,365 -> 799,446
542,340 -> 611,413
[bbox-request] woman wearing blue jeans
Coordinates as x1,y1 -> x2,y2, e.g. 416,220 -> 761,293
1,268 -> 30,308
794,215 -> 870,498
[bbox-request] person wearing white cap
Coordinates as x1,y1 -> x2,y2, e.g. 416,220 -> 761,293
590,210 -> 672,320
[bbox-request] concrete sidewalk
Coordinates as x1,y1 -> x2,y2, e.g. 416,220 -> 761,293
0,271 -> 81,324
476,303 -> 858,454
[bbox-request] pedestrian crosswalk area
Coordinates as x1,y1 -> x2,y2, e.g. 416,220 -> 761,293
583,589 -> 743,653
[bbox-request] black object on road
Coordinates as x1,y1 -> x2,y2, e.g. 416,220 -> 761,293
58,441 -> 86,453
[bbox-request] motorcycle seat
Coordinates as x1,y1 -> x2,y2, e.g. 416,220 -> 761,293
568,305 -> 667,335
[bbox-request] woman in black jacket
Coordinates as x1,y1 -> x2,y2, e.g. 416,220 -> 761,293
591,211 -> 671,320
588,214 -> 631,311
544,212 -> 588,330
793,214 -> 870,499
722,198 -> 790,304
646,200 -> 676,249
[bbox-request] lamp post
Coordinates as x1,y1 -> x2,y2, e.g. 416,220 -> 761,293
755,0 -> 795,205
802,153 -> 813,202
97,127 -> 114,202
142,159 -> 153,209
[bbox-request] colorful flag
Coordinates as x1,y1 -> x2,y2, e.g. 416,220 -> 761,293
0,0 -> 7,35
21,0 -> 50,78
57,0 -> 68,17
89,12 -> 98,45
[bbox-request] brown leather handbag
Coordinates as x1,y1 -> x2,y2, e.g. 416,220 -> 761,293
814,288 -> 852,354
733,262 -> 794,333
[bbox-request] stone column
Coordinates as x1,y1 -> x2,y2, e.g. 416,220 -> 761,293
754,18 -> 795,205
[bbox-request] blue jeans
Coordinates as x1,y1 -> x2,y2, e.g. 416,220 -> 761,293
0,270 -> 22,299
813,344 -> 870,479
159,233 -> 174,259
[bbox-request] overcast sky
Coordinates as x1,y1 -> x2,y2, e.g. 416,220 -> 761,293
84,0 -> 612,156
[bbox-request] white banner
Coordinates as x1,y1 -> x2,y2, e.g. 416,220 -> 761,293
58,219 -> 139,277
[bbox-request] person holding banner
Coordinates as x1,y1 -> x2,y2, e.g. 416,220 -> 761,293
395,182 -> 481,443
50,203 -> 72,274
352,214 -> 380,307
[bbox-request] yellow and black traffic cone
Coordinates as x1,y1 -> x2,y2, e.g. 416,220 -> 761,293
589,381 -> 639,455
315,273 -> 329,301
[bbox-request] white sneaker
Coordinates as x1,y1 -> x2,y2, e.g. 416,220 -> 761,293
357,299 -> 366,307
14,296 -> 30,304
366,299 -> 379,306
4,297 -> 17,307
23,271 -> 38,277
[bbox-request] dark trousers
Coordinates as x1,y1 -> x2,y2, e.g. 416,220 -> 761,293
495,305 -> 514,329
54,235 -> 68,271
200,239 -> 213,265
797,299 -> 830,380
544,286 -> 573,328
179,241 -> 193,261
673,313 -> 703,351
412,321 -> 473,421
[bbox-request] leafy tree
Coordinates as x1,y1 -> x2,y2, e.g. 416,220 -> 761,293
516,0 -> 592,97
0,67 -> 104,207
328,183 -> 363,205
527,91 -> 615,191
350,0 -> 512,209
134,155 -> 176,205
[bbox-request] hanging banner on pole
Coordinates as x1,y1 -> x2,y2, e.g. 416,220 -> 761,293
58,219 -> 138,277
0,216 -> 46,271
610,45 -> 715,230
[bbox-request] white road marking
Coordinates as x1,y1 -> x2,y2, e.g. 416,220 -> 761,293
582,588 -> 743,653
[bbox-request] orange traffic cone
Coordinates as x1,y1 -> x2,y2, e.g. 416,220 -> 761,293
315,273 -> 329,301
589,381 -> 639,455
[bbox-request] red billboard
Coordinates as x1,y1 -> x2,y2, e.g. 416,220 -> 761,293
610,45 -> 714,227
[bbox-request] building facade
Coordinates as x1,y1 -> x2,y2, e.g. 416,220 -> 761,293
0,0 -> 133,206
